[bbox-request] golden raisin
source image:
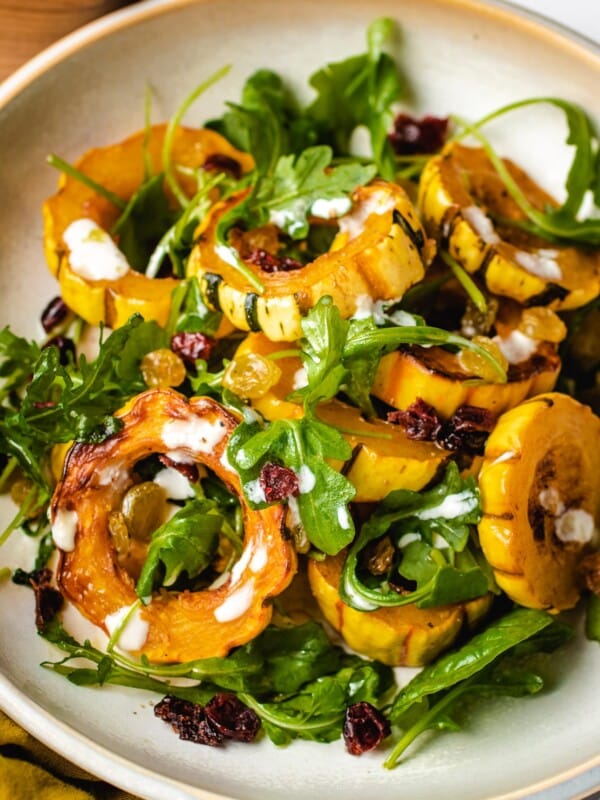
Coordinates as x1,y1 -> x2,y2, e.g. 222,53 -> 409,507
108,510 -> 130,558
518,307 -> 567,343
141,349 -> 186,388
122,482 -> 168,541
458,335 -> 508,383
222,352 -> 282,399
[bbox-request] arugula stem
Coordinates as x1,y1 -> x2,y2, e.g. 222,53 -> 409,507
267,349 -> 302,361
47,154 -> 126,210
0,457 -> 18,492
0,486 -> 39,547
238,692 -> 342,732
384,679 -> 473,769
162,65 -> 231,208
440,250 -> 487,313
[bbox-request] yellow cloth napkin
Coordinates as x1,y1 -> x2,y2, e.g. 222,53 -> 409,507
0,711 -> 141,800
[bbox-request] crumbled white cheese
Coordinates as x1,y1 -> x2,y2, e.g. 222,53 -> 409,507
104,603 -> 149,651
292,367 -> 308,390
214,580 -> 255,622
296,465 -> 316,494
515,249 -> 562,281
539,487 -> 566,517
462,205 -> 500,245
162,417 -> 226,454
338,189 -> 395,240
63,218 -> 130,281
555,509 -> 596,544
416,490 -> 479,521
51,508 -> 79,552
153,467 -> 195,500
310,197 -> 352,219
494,330 -> 538,364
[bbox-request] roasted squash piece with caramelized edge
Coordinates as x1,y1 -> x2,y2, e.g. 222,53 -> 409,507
230,333 -> 449,501
418,143 -> 600,310
43,125 -> 253,328
52,389 -> 296,662
187,181 -> 434,341
308,552 -> 492,666
478,393 -> 600,611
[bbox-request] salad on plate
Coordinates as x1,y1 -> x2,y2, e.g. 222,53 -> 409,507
0,17 -> 599,769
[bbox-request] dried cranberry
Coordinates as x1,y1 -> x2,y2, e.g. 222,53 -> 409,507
343,702 -> 390,755
42,335 -> 76,366
389,113 -> 448,155
246,249 -> 303,273
158,454 -> 199,483
40,296 -> 69,333
154,696 -> 224,746
205,693 -> 261,742
27,568 -> 63,630
203,153 -> 242,180
387,398 -> 442,441
170,331 -> 215,368
259,462 -> 299,503
437,404 -> 493,454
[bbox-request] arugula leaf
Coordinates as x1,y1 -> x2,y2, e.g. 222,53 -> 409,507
166,277 -> 222,338
111,174 -> 176,271
0,316 -> 165,491
340,463 -> 492,610
384,609 -> 573,768
208,69 -> 318,177
0,328 -> 41,403
228,414 -> 355,555
306,18 -> 405,179
136,499 -> 223,597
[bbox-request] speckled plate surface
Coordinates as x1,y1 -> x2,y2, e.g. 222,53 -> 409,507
0,1 -> 599,798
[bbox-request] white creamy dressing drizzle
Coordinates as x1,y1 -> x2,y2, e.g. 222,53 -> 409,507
555,509 -> 596,545
104,603 -> 149,651
338,189 -> 395,241
296,465 -> 316,494
494,330 -> 538,364
398,532 -> 421,548
214,580 -> 255,622
215,243 -> 241,267
153,467 -> 195,500
416,490 -> 478,521
162,417 -> 226,454
244,478 -> 267,504
96,463 -> 129,489
490,451 -> 517,467
462,205 -> 500,245
351,295 -> 416,327
538,487 -> 565,517
432,533 -> 449,549
268,201 -> 307,236
515,249 -> 562,281
250,546 -> 268,573
337,505 -> 352,530
51,508 -> 79,552
341,568 -> 378,612
310,197 -> 353,219
63,218 -> 130,281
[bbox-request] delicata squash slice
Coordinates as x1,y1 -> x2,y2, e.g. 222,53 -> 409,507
43,125 -> 253,329
187,181 -> 434,341
230,333 -> 449,501
308,552 -> 492,667
418,143 -> 600,309
51,389 -> 296,662
478,393 -> 600,611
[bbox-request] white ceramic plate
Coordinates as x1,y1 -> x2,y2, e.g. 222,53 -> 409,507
0,1 -> 599,798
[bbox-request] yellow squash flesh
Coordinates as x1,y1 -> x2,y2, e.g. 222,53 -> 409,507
478,393 -> 600,611
418,143 -> 600,310
308,552 -> 492,667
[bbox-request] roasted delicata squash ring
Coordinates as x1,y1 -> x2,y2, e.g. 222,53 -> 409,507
43,125 -> 253,328
51,389 -> 296,662
308,552 -> 492,666
231,333 -> 449,500
372,342 -> 560,419
187,181 -> 434,341
418,143 -> 600,310
478,393 -> 600,611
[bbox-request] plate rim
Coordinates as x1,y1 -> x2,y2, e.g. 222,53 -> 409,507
0,1 -> 599,799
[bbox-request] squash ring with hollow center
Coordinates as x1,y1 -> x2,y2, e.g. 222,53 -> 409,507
51,388 -> 296,662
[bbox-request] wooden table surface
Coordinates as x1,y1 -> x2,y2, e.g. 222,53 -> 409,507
0,1 -> 136,82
